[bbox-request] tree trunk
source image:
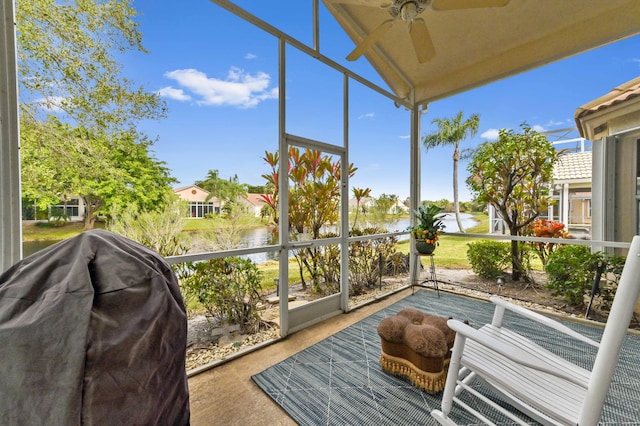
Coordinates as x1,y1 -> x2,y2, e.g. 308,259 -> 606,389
510,228 -> 521,281
296,255 -> 307,290
452,145 -> 465,233
83,215 -> 97,231
81,195 -> 103,231
352,200 -> 360,230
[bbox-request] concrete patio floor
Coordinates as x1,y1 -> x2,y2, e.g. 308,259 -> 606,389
187,268 -> 640,426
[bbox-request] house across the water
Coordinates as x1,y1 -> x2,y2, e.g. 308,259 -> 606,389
174,185 -> 267,218
174,185 -> 221,218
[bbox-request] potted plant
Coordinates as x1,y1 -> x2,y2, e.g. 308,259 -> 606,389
407,204 -> 446,254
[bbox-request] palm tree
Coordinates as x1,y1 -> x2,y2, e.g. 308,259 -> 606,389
351,187 -> 371,230
423,111 -> 480,233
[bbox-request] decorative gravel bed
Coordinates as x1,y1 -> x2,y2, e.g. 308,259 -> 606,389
185,277 -> 409,373
185,268 -> 612,374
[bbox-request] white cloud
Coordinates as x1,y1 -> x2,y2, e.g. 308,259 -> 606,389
633,58 -> 640,66
544,120 -> 565,127
481,128 -> 500,140
157,86 -> 191,101
358,112 -> 375,119
532,124 -> 546,132
36,96 -> 66,112
399,135 -> 410,139
162,67 -> 278,108
245,53 -> 257,60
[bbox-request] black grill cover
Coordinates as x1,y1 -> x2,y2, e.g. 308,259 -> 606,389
0,229 -> 190,425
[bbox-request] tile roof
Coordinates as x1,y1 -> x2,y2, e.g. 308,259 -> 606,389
575,76 -> 640,137
553,151 -> 592,181
173,184 -> 208,194
243,193 -> 267,207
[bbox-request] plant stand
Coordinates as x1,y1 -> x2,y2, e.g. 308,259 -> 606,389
411,253 -> 439,297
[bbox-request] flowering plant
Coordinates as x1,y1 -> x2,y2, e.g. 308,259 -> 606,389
528,219 -> 568,264
407,204 -> 446,245
529,219 -> 568,238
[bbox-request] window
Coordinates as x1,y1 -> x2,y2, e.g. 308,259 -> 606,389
189,201 -> 217,218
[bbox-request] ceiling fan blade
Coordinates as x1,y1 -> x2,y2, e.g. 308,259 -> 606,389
410,18 -> 435,64
346,19 -> 394,61
431,0 -> 510,11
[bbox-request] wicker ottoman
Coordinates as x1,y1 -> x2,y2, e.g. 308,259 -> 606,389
377,308 -> 455,393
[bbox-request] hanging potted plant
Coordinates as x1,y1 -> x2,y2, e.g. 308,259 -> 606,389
407,204 -> 446,255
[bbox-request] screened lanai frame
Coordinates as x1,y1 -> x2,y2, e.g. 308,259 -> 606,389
0,0 -> 422,337
157,1 -> 425,336
0,0 -> 637,337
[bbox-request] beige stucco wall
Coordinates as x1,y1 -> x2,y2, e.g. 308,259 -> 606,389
175,186 -> 210,202
613,136 -> 637,245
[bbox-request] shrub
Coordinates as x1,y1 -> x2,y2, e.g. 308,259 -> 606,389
48,213 -> 69,227
308,227 -> 400,296
348,227 -> 398,296
316,233 -> 341,294
183,257 -> 263,333
544,245 -> 600,307
593,254 -> 625,313
466,240 -> 511,279
383,252 -> 410,276
107,198 -> 189,258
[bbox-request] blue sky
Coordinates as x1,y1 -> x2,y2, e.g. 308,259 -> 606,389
127,1 -> 640,202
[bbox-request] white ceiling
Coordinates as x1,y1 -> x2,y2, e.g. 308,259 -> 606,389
322,0 -> 640,106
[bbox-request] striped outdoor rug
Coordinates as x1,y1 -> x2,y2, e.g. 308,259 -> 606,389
252,290 -> 640,425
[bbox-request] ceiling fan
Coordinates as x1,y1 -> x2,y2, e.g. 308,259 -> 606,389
343,0 -> 511,64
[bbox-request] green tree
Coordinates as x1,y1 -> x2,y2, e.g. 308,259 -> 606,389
195,169 -> 248,206
20,116 -> 175,229
16,0 -> 171,228
351,187 -> 371,230
16,0 -> 165,130
247,184 -> 266,194
466,124 -> 559,281
431,198 -> 453,212
370,194 -> 399,222
373,194 -> 398,218
423,111 -> 480,233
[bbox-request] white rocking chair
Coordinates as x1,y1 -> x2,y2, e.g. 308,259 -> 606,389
431,235 -> 640,426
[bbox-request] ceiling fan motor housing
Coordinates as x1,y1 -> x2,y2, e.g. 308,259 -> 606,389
389,0 -> 428,21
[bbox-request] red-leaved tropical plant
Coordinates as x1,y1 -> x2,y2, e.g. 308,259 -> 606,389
261,147 -> 356,292
529,219 -> 569,265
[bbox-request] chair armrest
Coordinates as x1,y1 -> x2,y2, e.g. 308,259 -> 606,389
447,319 -> 589,387
489,296 -> 599,348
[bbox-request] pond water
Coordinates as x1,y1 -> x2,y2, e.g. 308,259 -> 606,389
205,213 -> 475,263
22,240 -> 58,257
372,213 -> 477,238
22,213 -> 477,264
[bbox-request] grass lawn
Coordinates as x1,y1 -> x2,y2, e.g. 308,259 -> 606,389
181,215 -> 268,232
396,212 -> 543,271
257,212 -> 493,294
22,220 -> 105,241
21,215 -> 264,241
